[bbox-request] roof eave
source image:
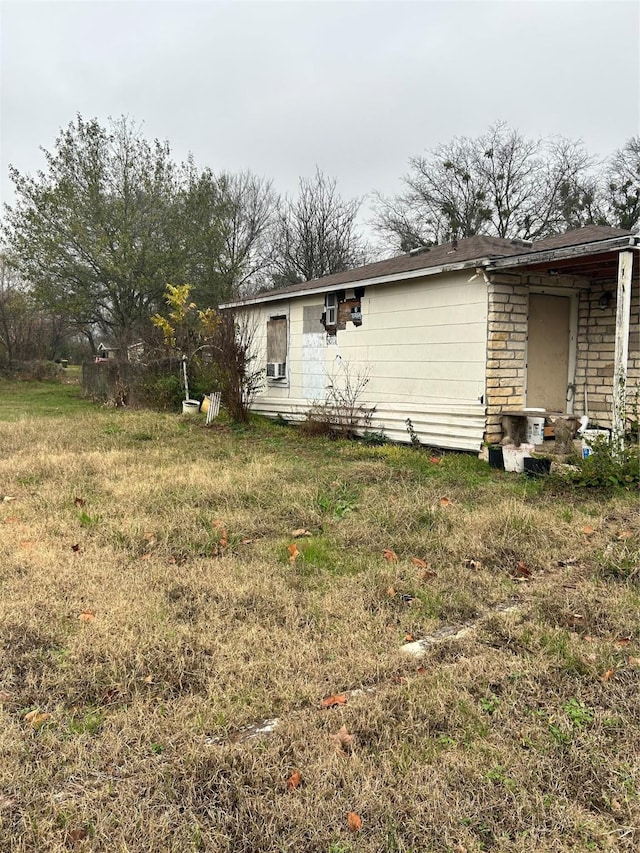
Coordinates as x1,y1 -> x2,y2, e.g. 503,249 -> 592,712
486,234 -> 640,272
220,255 -> 496,309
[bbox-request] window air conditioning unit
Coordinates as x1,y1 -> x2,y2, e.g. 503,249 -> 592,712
266,362 -> 286,379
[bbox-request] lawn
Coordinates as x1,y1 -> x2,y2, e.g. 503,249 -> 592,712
0,381 -> 638,852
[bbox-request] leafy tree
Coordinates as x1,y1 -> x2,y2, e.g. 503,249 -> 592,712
2,116 -> 185,356
270,169 -> 365,287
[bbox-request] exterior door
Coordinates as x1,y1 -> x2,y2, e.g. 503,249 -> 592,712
526,293 -> 572,412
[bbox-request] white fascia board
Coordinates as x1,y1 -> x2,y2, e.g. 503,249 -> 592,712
486,235 -> 640,271
220,257 -> 493,310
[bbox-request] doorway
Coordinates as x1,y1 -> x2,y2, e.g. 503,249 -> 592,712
526,293 -> 575,413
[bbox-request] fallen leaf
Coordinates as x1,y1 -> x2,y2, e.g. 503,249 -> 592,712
74,497 -> 85,507
464,558 -> 482,571
0,690 -> 13,703
393,673 -> 407,684
287,543 -> 300,564
241,538 -> 255,545
601,668 -> 615,682
515,561 -> 532,578
439,497 -> 452,507
627,657 -> 640,667
71,543 -> 81,553
347,812 -> 363,832
410,557 -> 428,569
404,633 -> 414,642
68,827 -> 89,844
0,794 -> 18,810
331,724 -> 354,755
419,568 -> 438,580
416,666 -> 427,676
582,525 -> 595,536
616,530 -> 633,540
564,613 -> 585,627
321,693 -> 348,709
140,552 -> 152,560
78,610 -> 96,623
291,528 -> 312,538
24,710 -> 50,728
386,586 -> 396,597
430,456 -> 441,464
2,496 -> 17,503
382,549 -> 398,562
286,769 -> 302,791
218,530 -> 228,550
615,636 -> 632,646
143,675 -> 153,684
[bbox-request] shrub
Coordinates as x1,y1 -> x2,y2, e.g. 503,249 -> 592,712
559,435 -> 639,489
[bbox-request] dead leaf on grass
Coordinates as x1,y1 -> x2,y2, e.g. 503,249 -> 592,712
140,552 -> 152,561
515,561 -> 532,578
330,724 -> 354,755
287,543 -> 300,564
0,690 -> 13,703
143,675 -> 153,684
419,567 -> 438,580
291,528 -> 312,538
2,496 -> 17,503
71,543 -> 81,553
581,525 -> 595,536
439,497 -> 452,507
416,666 -> 427,676
286,769 -> 302,791
321,693 -> 347,709
404,633 -> 414,642
627,657 -> 640,668
564,613 -> 585,627
73,497 -> 85,507
601,668 -> 616,682
78,610 -> 96,623
410,557 -> 428,569
347,811 -> 363,832
67,827 -> 89,844
615,636 -> 632,646
24,710 -> 50,728
429,456 -> 441,464
616,530 -> 633,540
382,548 -> 398,562
464,558 -> 482,571
386,586 -> 396,597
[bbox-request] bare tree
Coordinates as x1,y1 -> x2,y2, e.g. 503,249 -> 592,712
374,123 -> 598,251
603,136 -> 640,230
271,169 -> 365,287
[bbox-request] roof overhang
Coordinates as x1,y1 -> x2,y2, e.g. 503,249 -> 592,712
486,234 -> 640,280
220,256 -> 496,309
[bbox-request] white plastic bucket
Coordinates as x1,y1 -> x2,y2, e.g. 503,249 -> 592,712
526,417 -> 545,446
581,429 -> 609,459
502,443 -> 535,473
182,399 -> 200,415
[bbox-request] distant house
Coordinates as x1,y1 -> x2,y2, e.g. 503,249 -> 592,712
222,226 -> 639,451
95,343 -> 119,361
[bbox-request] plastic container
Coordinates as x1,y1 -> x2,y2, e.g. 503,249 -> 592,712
581,429 -> 609,459
502,443 -> 535,473
182,399 -> 200,415
526,417 -> 545,446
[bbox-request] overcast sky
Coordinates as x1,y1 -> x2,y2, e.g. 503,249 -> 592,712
1,0 -> 639,232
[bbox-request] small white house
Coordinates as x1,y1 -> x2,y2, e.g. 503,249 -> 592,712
222,226 -> 639,451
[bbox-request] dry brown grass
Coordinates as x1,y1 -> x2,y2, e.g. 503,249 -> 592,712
1,393 -> 639,852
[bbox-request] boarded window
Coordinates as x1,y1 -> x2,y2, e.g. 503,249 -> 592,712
266,317 -> 287,364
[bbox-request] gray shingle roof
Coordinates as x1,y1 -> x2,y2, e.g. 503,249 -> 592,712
230,226 -> 636,305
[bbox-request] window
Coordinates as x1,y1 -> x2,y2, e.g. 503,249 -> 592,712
266,315 -> 287,380
324,292 -> 337,327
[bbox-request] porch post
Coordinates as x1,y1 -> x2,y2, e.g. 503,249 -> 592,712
611,250 -> 633,447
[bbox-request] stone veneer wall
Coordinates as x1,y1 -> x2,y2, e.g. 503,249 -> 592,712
576,278 -> 640,427
484,272 -> 639,444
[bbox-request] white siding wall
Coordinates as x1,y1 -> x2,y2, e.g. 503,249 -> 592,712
247,271 -> 488,450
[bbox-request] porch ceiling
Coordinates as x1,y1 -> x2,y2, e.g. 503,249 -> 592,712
499,250 -> 640,283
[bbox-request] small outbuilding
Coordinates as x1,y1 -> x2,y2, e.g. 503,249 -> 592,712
222,226 -> 639,451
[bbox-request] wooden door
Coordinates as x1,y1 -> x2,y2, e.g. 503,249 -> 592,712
526,293 -> 571,412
